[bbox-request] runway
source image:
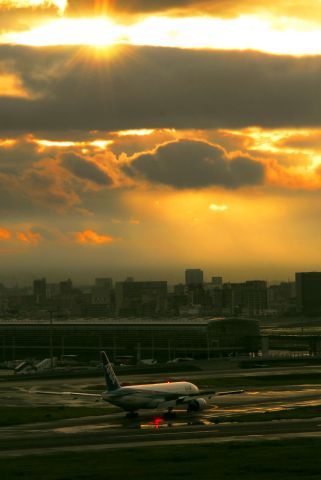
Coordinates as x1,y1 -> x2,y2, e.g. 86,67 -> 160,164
2,412 -> 321,457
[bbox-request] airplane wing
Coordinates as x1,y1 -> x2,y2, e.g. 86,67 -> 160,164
182,389 -> 244,399
215,390 -> 245,396
158,388 -> 244,403
30,390 -> 102,398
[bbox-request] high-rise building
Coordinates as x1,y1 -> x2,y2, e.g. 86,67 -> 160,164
92,278 -> 113,305
296,272 -> 321,315
242,281 -> 268,314
185,269 -> 204,286
115,281 -> 167,316
95,278 -> 112,289
211,276 -> 223,287
268,282 -> 295,313
33,278 -> 46,304
222,280 -> 267,316
59,279 -> 73,296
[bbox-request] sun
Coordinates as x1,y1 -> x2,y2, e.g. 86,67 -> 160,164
5,17 -> 122,47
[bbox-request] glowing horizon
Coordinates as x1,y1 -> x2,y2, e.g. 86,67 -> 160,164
3,17 -> 121,47
3,14 -> 321,55
35,138 -> 113,149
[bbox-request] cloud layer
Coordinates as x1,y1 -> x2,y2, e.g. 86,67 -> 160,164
0,2 -> 60,34
64,0 -> 321,22
1,5 -> 321,281
2,45 -> 321,134
2,1 -> 320,23
125,140 -> 264,189
61,153 -> 112,185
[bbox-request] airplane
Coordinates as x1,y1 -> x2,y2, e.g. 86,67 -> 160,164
36,351 -> 244,418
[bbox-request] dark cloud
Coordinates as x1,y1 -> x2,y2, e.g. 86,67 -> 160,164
0,141 -> 80,214
0,138 -> 44,174
66,0 -> 205,16
60,152 -> 112,185
0,138 -> 118,214
124,139 -> 264,189
0,172 -> 31,214
26,170 -> 55,189
0,45 -> 74,97
1,45 -> 321,133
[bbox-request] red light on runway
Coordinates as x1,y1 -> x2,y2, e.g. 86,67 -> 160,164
153,417 -> 163,429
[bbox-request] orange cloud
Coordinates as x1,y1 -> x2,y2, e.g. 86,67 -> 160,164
1,1 -> 66,12
0,228 -> 11,240
0,139 -> 16,148
75,229 -> 115,245
17,230 -> 41,245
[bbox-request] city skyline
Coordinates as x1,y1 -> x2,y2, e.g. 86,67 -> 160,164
0,268 -> 297,319
0,266 -> 303,288
1,2 -> 321,280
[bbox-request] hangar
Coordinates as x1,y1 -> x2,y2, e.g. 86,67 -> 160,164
0,317 -> 260,362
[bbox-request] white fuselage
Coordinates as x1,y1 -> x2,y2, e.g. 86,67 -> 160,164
101,381 -> 199,410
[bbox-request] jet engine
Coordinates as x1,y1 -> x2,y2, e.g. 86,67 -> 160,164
187,398 -> 207,412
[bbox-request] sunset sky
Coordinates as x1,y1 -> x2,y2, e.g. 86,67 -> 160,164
1,0 -> 321,284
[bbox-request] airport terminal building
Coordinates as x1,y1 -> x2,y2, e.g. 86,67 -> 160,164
0,317 -> 260,362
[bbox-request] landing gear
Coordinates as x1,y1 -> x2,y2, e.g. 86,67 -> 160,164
163,408 -> 176,420
125,411 -> 139,419
187,401 -> 199,413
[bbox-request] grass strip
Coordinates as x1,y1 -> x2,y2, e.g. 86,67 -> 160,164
197,372 -> 321,389
2,438 -> 321,479
0,406 -> 119,427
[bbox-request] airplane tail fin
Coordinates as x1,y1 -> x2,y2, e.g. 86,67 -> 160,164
100,351 -> 120,391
